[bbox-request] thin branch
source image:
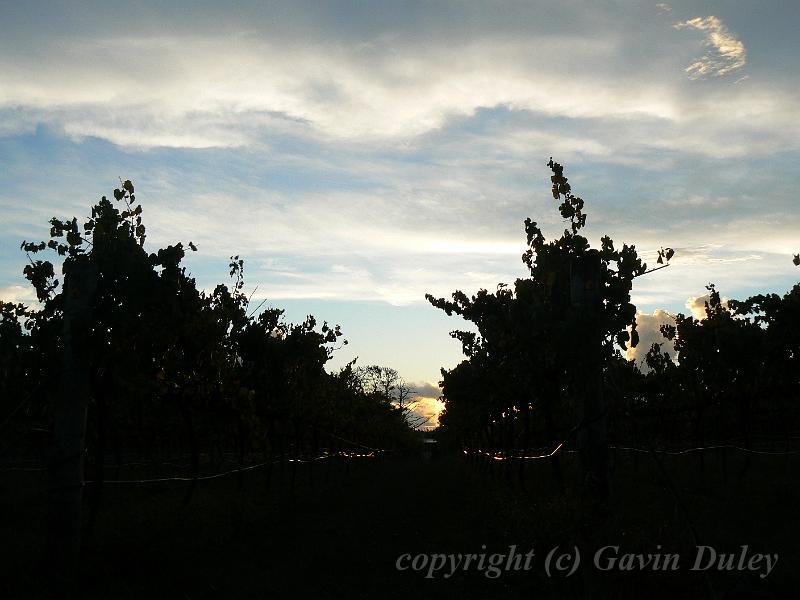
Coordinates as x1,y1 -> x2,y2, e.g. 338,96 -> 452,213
246,285 -> 259,310
247,297 -> 268,318
632,263 -> 670,279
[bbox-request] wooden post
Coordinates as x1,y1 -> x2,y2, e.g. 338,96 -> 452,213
570,250 -> 609,506
47,258 -> 97,598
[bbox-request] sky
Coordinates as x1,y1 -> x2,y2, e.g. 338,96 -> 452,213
1,1 -> 799,424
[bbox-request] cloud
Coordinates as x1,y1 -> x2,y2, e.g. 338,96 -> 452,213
656,4 -> 672,15
674,16 -> 746,79
1,3 -> 794,160
410,381 -> 442,399
685,292 -> 728,320
408,395 -> 445,430
627,309 -> 676,364
3,39 -> 664,145
0,31 -> 645,144
234,260 -> 512,307
627,290 -> 737,368
406,380 -> 444,429
0,284 -> 38,305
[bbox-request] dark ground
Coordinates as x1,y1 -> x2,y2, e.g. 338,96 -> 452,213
1,451 -> 797,599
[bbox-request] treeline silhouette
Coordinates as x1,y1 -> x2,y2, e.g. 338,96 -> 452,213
2,183 -> 430,595
1,182 -> 421,497
2,160 -> 799,598
428,159 -> 800,496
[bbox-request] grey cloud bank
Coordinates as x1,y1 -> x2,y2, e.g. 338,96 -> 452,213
1,2 -> 797,152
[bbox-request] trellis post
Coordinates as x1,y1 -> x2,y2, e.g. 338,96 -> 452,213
47,257 -> 97,598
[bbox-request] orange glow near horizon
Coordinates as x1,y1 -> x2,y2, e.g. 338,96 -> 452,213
412,396 -> 446,430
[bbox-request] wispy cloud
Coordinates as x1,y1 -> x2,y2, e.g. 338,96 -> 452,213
1,5 -> 791,157
674,16 -> 746,79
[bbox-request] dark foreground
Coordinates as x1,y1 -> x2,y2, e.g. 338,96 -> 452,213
1,452 -> 797,599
